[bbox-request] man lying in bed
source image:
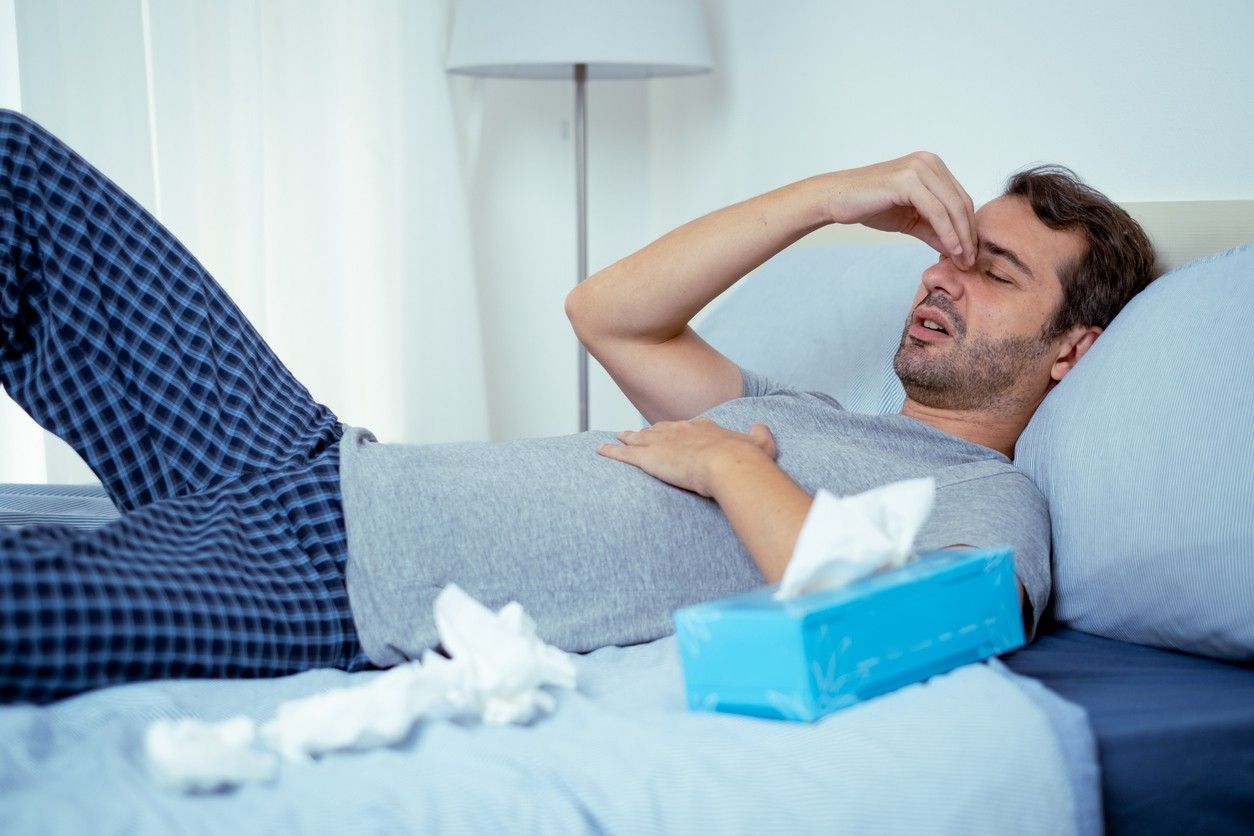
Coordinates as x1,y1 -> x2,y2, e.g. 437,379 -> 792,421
0,110 -> 1155,702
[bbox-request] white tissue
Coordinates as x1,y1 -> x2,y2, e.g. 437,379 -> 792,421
144,715 -> 277,793
430,584 -> 579,725
147,583 -> 577,790
259,662 -> 449,762
775,477 -> 936,599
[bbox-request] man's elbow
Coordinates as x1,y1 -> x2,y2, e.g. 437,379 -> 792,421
564,283 -> 586,327
564,280 -> 604,343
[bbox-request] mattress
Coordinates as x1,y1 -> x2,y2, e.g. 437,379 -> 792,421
0,482 -> 119,528
1003,624 -> 1254,835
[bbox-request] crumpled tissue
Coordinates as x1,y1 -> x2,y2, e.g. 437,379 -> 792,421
145,715 -> 277,793
774,477 -> 936,599
145,583 -> 577,792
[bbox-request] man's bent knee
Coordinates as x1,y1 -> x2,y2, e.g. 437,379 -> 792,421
0,107 -> 40,138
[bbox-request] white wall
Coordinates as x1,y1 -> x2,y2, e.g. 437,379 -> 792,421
647,0 -> 1254,223
0,0 -> 16,106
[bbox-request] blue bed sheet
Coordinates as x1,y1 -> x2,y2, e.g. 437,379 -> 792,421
0,637 -> 1093,835
1003,626 -> 1254,835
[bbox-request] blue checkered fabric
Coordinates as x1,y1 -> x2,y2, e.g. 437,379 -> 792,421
0,109 -> 365,703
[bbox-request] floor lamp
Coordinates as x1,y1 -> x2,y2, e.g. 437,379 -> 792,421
447,0 -> 712,432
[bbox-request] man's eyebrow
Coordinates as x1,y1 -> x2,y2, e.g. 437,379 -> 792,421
980,239 -> 1035,281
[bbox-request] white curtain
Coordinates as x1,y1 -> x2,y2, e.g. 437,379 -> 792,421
0,0 -> 489,484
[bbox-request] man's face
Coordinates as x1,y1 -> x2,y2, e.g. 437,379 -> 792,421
893,195 -> 1087,412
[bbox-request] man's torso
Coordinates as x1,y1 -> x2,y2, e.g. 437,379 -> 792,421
339,379 -> 1049,666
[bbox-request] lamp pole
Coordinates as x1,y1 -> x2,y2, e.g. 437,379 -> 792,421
446,1 -> 712,435
574,62 -> 589,433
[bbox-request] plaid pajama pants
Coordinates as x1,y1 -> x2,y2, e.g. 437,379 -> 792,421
0,109 -> 367,704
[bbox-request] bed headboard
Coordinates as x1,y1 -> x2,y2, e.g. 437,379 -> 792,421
797,200 -> 1254,272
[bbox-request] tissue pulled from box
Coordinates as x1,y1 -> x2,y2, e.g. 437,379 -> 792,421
147,583 -> 577,791
775,477 -> 935,599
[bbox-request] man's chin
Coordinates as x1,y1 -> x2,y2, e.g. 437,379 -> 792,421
893,343 -> 946,382
894,356 -> 971,411
901,381 -> 962,410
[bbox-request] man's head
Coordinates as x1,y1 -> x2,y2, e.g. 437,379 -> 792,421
893,164 -> 1158,414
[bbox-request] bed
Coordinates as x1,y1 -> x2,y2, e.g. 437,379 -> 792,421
3,200 -> 1253,834
1002,624 -> 1254,834
1,484 -> 1100,836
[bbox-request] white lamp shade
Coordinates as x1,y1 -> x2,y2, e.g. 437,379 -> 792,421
446,0 -> 712,79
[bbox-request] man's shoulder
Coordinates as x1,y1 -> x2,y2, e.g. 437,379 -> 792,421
933,457 -> 1040,491
932,462 -> 1049,528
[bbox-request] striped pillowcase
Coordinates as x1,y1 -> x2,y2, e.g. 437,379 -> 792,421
1016,243 -> 1254,661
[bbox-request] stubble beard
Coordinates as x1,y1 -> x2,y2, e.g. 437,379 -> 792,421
893,300 -> 1054,412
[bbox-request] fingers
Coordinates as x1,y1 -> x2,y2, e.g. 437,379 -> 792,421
918,155 -> 977,266
905,186 -> 965,261
910,153 -> 977,267
880,152 -> 976,266
617,427 -> 652,446
619,418 -> 709,446
597,441 -> 633,462
610,419 -> 765,458
748,423 -> 778,460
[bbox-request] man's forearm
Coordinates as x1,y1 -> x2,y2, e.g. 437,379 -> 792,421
705,447 -> 813,584
567,175 -> 837,342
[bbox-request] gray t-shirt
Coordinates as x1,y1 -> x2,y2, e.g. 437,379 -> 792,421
340,367 -> 1050,666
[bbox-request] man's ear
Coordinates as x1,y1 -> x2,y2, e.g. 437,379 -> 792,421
1050,325 -> 1102,382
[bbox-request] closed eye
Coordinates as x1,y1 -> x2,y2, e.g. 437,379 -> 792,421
941,253 -> 1016,286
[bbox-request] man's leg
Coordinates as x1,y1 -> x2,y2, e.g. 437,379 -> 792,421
1,458 -> 360,704
0,110 -> 365,700
0,108 -> 338,510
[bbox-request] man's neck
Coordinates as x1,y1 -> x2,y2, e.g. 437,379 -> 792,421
900,396 -> 1040,459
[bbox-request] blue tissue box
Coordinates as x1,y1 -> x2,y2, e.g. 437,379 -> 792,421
674,547 -> 1025,722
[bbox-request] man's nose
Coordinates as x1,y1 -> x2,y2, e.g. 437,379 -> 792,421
921,255 -> 971,300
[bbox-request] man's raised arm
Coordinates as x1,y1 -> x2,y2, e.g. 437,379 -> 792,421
565,152 -> 978,425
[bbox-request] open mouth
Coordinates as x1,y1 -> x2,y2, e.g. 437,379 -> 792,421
909,307 -> 955,340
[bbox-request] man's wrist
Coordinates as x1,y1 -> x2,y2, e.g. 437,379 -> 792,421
702,441 -> 776,500
791,172 -> 846,228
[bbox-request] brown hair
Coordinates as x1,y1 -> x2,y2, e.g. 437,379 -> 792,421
1004,164 -> 1159,336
